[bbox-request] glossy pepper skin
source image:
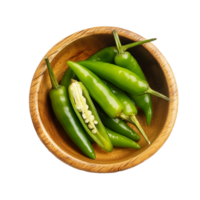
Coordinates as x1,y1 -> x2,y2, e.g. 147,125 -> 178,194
78,60 -> 171,101
45,58 -> 95,159
128,94 -> 152,126
113,30 -> 153,126
102,79 -> 138,116
87,38 -> 157,63
88,47 -> 117,63
88,127 -> 140,149
67,61 -> 123,119
106,128 -> 140,149
101,79 -> 150,144
68,80 -> 113,152
96,105 -> 140,141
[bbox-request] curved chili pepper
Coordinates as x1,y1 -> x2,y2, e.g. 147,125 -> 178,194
78,60 -> 171,101
88,38 -> 156,63
96,105 -> 140,141
68,79 -> 113,152
113,30 -> 153,125
102,79 -> 150,144
45,58 -> 95,159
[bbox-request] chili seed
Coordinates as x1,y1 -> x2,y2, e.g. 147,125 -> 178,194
82,113 -> 87,119
88,124 -> 93,129
85,119 -> 89,123
92,129 -> 97,134
76,106 -> 81,112
87,110 -> 92,116
90,115 -> 94,121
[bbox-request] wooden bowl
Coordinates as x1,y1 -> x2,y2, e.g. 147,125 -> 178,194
29,27 -> 178,172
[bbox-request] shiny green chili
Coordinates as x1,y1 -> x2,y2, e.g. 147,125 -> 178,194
106,128 -> 140,149
45,57 -> 95,159
78,60 -> 171,101
113,30 -> 153,125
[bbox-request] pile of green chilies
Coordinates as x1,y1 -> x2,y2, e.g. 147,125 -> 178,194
45,30 -> 170,159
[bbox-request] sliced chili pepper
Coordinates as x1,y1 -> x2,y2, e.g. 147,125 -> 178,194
68,79 -> 113,152
88,38 -> 156,63
96,105 -> 140,141
78,60 -> 171,101
113,30 -> 153,126
102,79 -> 150,144
45,57 -> 95,159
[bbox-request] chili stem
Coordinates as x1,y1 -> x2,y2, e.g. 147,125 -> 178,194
113,30 -> 124,54
45,57 -> 60,89
146,88 -> 171,101
122,38 -> 157,51
129,114 -> 150,145
119,112 -> 132,122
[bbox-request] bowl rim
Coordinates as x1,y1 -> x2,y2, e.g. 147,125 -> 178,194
29,26 -> 178,173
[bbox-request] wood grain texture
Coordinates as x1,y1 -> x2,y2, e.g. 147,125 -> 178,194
29,27 -> 178,173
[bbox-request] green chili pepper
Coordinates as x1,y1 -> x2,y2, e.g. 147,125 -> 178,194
113,30 -> 153,126
78,60 -> 171,101
68,79 -> 113,152
102,79 -> 150,144
88,127 -> 140,149
45,58 -> 95,159
106,128 -> 140,149
96,105 -> 140,141
88,38 -> 156,63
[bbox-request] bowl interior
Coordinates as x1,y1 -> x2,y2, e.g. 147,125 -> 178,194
37,32 -> 169,165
